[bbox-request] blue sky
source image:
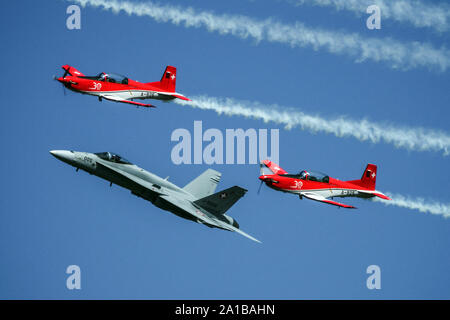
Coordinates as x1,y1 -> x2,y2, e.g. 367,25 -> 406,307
0,0 -> 449,299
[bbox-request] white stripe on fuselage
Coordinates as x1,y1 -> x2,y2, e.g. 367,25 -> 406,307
276,187 -> 377,199
77,89 -> 182,100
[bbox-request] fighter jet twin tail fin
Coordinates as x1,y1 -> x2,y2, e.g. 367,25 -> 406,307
183,169 -> 222,199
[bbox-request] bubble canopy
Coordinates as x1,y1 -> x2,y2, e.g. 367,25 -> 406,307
80,72 -> 128,84
282,170 -> 330,183
94,152 -> 132,165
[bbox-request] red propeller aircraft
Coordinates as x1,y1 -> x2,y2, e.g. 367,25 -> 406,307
55,65 -> 190,108
258,160 -> 391,209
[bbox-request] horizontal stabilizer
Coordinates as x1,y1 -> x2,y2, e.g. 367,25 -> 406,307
171,93 -> 190,101
155,92 -> 191,101
373,192 -> 391,200
193,186 -> 248,216
358,190 -> 391,200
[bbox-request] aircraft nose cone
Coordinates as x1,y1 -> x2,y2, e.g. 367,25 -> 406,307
258,175 -> 267,181
50,150 -> 73,163
56,77 -> 66,83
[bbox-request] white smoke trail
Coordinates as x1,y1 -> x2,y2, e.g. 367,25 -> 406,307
292,0 -> 450,32
374,192 -> 450,218
174,95 -> 450,155
70,0 -> 450,71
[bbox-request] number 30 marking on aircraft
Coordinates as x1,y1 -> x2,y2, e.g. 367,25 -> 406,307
293,181 -> 303,189
90,82 -> 102,90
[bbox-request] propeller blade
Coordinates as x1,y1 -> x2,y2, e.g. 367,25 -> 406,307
257,161 -> 265,194
257,180 -> 263,195
53,75 -> 67,96
259,161 -> 265,176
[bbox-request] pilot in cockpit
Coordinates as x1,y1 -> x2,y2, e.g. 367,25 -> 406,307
299,170 -> 309,180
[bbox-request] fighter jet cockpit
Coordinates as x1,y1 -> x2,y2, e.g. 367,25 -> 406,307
94,152 -> 132,165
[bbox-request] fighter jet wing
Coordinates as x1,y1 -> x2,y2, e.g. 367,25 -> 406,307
159,194 -> 261,243
302,192 -> 356,209
210,214 -> 262,243
102,94 -> 156,108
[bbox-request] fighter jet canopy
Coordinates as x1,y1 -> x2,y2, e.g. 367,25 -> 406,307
94,152 -> 132,165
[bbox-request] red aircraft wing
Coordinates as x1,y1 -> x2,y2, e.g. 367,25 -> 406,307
302,192 -> 356,209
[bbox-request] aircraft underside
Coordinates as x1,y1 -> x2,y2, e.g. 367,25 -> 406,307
82,89 -> 175,101
284,188 -> 375,199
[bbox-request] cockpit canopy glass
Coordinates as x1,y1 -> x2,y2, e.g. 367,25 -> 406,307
104,73 -> 128,84
80,72 -> 128,84
299,170 -> 329,183
282,170 -> 329,183
94,152 -> 132,165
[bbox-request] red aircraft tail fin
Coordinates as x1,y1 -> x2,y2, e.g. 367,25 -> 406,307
157,65 -> 177,92
361,164 -> 377,190
348,164 -> 377,190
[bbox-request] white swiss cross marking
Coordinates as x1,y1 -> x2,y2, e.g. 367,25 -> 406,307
171,74 -> 176,80
371,172 -> 376,178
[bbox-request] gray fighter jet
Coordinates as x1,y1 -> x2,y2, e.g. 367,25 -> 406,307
50,150 -> 260,243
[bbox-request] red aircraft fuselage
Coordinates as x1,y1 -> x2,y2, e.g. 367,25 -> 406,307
259,160 -> 390,209
56,65 -> 190,108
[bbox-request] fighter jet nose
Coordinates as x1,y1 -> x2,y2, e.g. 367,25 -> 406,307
258,175 -> 266,181
50,150 -> 73,162
50,150 -> 64,158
